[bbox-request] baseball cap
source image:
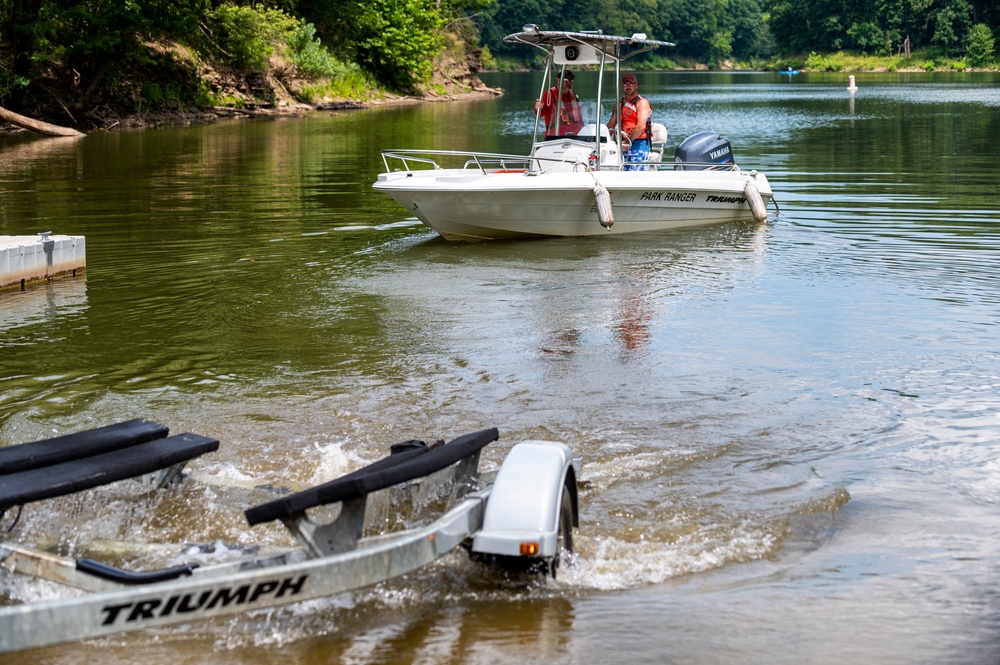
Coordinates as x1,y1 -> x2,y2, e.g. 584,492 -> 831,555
622,73 -> 637,84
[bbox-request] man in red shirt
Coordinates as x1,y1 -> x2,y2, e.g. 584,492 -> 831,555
534,70 -> 584,138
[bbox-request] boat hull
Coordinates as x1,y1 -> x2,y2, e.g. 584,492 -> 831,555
373,168 -> 772,241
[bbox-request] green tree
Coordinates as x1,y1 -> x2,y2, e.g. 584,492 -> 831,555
38,0 -> 208,105
932,0 -> 972,55
768,0 -> 848,53
478,0 -> 567,58
727,0 -> 768,59
767,0 -> 811,52
0,0 -> 211,107
5,0 -> 41,90
965,22 -> 994,65
205,4 -> 297,70
313,0 -> 444,90
662,0 -> 732,61
847,20 -> 884,52
874,0 -> 904,53
355,0 -> 444,89
591,0 -> 657,38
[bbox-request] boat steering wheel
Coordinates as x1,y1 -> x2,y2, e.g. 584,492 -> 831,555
609,128 -> 632,151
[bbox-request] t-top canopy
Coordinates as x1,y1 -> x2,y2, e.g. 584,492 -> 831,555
503,26 -> 675,55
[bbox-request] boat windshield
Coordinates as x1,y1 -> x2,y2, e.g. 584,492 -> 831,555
541,101 -> 609,143
538,102 -> 611,143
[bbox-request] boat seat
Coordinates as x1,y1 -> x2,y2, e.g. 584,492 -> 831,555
650,122 -> 668,146
0,432 -> 219,512
0,418 -> 169,474
649,122 -> 668,162
245,428 -> 499,525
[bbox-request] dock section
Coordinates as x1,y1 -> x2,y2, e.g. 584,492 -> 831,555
0,233 -> 86,291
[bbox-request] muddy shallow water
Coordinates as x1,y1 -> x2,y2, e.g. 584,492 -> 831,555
2,71 -> 1000,664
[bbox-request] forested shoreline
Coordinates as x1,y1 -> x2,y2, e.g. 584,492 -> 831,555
482,0 -> 997,71
0,0 -> 997,131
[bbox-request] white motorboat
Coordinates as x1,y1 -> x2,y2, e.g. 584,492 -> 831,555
373,26 -> 775,241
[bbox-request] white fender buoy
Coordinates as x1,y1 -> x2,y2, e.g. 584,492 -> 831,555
594,181 -> 614,229
848,75 -> 858,92
744,180 -> 767,222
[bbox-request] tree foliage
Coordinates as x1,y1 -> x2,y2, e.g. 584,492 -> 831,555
965,22 -> 996,67
766,0 -> 995,58
207,4 -> 291,71
1,0 -> 998,118
316,0 -> 445,91
0,0 -> 455,110
475,0 -> 996,63
932,0 -> 972,55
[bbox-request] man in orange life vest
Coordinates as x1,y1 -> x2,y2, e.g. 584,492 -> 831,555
606,73 -> 652,171
534,70 -> 585,138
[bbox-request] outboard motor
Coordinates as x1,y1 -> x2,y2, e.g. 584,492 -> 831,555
674,131 -> 734,170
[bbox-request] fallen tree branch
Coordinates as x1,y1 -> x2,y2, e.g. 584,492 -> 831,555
0,105 -> 85,137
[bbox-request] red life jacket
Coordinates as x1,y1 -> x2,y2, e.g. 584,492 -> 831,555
541,87 -> 584,136
618,94 -> 652,140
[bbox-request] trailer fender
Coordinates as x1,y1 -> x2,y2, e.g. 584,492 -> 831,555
472,441 -> 577,559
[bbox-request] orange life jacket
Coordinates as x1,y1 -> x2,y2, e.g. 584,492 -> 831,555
618,94 -> 652,140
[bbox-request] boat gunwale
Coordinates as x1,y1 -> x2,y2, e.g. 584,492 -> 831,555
378,148 -> 747,177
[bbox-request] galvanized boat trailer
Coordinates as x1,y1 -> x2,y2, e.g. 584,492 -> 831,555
0,419 -> 580,653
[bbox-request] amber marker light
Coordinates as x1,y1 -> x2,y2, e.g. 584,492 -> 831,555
520,542 -> 540,556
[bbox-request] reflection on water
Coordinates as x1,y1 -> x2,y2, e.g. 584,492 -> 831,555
1,71 -> 1000,664
284,590 -> 576,663
0,277 -> 88,333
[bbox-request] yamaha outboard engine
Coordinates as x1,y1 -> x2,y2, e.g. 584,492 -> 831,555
674,131 -> 734,170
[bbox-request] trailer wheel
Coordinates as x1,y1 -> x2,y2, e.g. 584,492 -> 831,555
548,483 -> 575,578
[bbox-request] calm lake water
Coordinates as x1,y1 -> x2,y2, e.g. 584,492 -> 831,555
2,70 -> 1000,664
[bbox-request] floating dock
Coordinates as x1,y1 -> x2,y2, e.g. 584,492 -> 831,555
0,233 -> 86,291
